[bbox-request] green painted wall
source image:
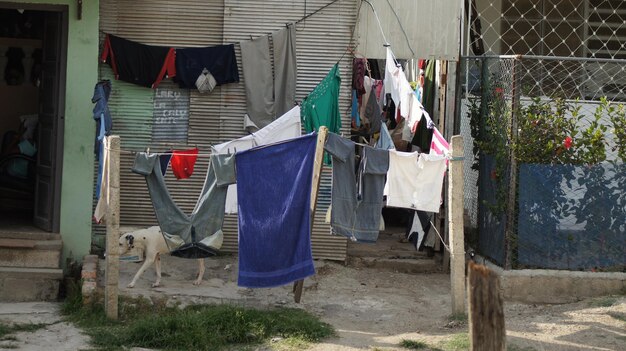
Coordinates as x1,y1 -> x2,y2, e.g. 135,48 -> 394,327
15,0 -> 99,267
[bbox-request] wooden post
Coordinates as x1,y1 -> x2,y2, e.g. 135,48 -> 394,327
293,126 -> 328,303
104,135 -> 120,320
448,135 -> 465,315
467,262 -> 506,350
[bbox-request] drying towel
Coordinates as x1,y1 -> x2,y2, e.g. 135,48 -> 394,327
170,147 -> 198,179
174,44 -> 239,89
272,23 -> 297,117
236,134 -> 317,288
240,35 -> 275,130
101,33 -> 175,88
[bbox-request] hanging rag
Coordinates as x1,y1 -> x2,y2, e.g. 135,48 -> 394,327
351,90 -> 361,128
213,106 -> 302,214
407,210 -> 432,251
364,85 -> 382,134
101,33 -> 176,88
93,136 -> 110,223
236,134 -> 317,288
174,44 -> 239,91
375,123 -> 395,151
240,35 -> 275,130
132,152 -> 235,258
92,80 -> 112,200
170,147 -> 198,179
384,48 -> 402,116
352,57 -> 366,97
272,23 -> 297,117
324,133 -> 389,243
159,153 -> 172,176
385,151 -> 447,212
429,127 -> 450,156
4,47 -> 25,85
411,59 -> 436,152
301,63 -> 341,164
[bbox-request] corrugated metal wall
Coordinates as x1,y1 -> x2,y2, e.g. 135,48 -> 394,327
356,0 -> 461,60
95,0 -> 353,260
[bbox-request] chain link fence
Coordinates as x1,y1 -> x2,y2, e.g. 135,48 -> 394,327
467,0 -> 626,59
459,55 -> 626,271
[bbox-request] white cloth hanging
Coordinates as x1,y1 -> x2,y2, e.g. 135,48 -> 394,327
213,105 -> 302,213
384,150 -> 447,212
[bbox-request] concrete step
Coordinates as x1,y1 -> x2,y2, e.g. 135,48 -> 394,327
347,231 -> 431,259
0,238 -> 62,269
0,267 -> 63,302
346,256 -> 442,274
0,231 -> 61,241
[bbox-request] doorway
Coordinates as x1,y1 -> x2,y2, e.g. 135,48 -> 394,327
0,3 -> 66,233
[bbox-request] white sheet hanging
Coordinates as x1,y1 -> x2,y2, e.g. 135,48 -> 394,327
213,105 -> 302,213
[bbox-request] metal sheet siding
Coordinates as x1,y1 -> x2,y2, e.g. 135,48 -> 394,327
97,0 -> 352,260
356,0 -> 461,60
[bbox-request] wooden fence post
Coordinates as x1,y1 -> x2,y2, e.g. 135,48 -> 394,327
293,126 -> 328,303
468,262 -> 506,350
448,135 -> 465,315
105,135 -> 120,320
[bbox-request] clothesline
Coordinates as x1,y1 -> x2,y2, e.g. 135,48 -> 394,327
103,143 -> 460,160
430,220 -> 451,253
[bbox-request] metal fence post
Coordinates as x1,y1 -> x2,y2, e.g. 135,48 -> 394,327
504,58 -> 521,270
105,135 -> 120,320
448,135 -> 466,315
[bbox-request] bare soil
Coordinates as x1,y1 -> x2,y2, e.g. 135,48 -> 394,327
0,254 -> 624,350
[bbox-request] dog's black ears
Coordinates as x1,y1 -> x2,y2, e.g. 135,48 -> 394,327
126,234 -> 134,246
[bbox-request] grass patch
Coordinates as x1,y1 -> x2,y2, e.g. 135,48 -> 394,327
589,296 -> 618,308
63,288 -> 334,351
440,333 -> 470,351
607,311 -> 626,322
0,322 -> 50,338
399,339 -> 429,349
447,313 -> 468,323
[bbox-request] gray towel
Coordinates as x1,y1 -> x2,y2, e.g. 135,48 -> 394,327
272,24 -> 297,117
241,36 -> 274,129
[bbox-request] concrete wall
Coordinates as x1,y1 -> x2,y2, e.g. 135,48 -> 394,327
13,0 -> 99,267
478,256 -> 626,304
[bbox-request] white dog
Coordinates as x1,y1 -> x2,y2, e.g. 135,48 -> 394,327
118,226 -> 205,288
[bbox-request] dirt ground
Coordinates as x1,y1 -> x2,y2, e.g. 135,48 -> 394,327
1,254 -> 624,350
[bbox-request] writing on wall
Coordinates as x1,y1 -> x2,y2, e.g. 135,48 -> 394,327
152,80 -> 189,141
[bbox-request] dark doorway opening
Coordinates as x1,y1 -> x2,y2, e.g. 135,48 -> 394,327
0,4 -> 67,234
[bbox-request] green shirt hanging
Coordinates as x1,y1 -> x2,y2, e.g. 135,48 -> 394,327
301,63 -> 342,135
